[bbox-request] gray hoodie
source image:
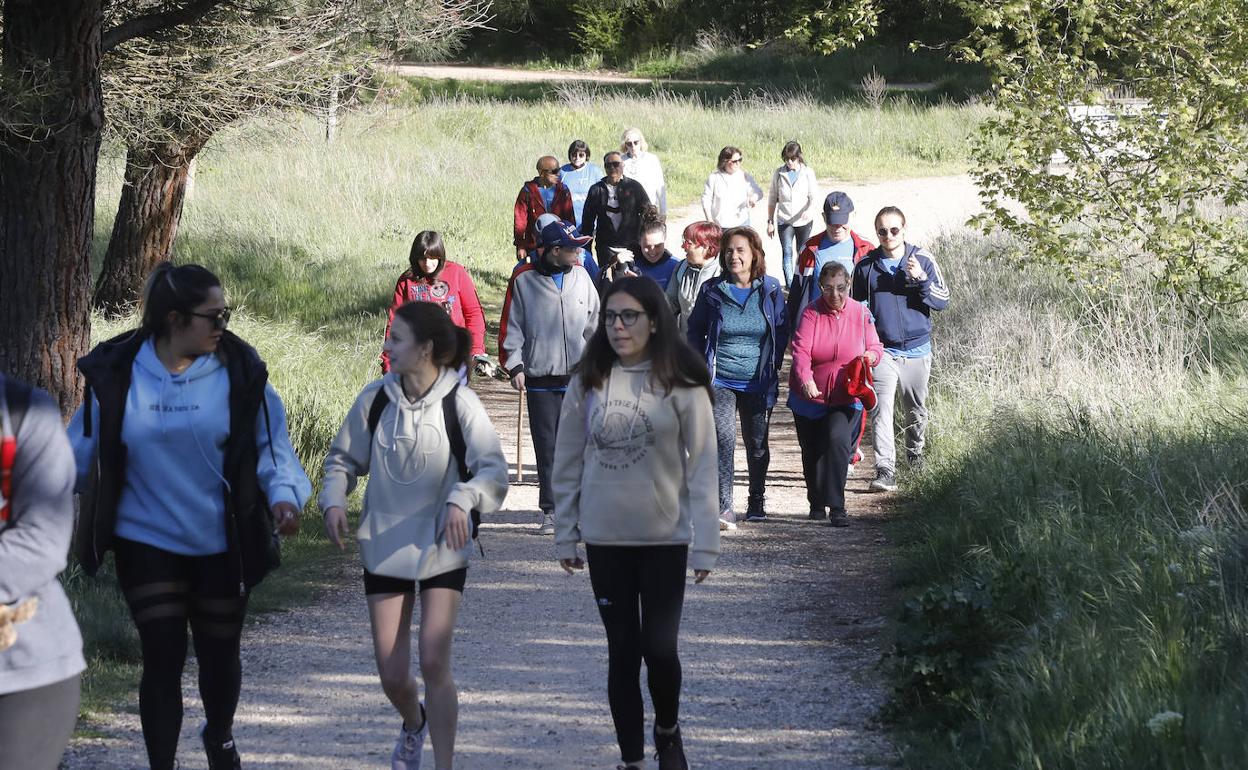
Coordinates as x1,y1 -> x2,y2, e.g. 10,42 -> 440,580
0,381 -> 86,695
666,258 -> 722,334
320,369 -> 509,581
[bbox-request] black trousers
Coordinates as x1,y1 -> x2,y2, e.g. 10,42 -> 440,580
586,544 -> 688,764
794,406 -> 859,515
525,389 -> 565,513
113,537 -> 249,770
0,674 -> 80,770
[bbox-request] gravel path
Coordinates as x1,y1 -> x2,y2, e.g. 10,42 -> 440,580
63,375 -> 899,770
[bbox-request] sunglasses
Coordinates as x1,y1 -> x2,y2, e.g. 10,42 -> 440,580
727,157 -> 742,163
604,160 -> 623,168
190,307 -> 232,330
603,309 -> 646,327
625,140 -> 642,146
540,167 -> 561,175
877,226 -> 903,237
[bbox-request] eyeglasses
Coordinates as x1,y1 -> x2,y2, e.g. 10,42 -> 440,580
820,283 -> 849,294
603,309 -> 646,327
877,226 -> 902,237
190,307 -> 232,330
604,160 -> 623,168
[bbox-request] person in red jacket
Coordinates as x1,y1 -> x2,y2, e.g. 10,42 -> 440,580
382,231 -> 488,375
787,261 -> 883,527
785,191 -> 875,327
514,156 -> 575,262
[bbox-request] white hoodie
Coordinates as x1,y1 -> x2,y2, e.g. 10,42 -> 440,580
320,369 -> 508,581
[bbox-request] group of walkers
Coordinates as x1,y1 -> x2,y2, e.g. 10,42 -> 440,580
0,129 -> 948,770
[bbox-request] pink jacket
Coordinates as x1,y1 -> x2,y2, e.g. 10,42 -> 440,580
789,297 -> 884,406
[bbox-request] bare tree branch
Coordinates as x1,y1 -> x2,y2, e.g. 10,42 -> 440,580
102,0 -> 228,52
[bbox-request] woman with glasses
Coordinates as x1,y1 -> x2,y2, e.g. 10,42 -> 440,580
766,141 -> 821,287
553,276 -> 718,770
789,262 -> 883,526
68,262 -> 311,770
686,227 -> 788,528
665,220 -> 722,333
701,146 -> 763,229
620,128 -> 667,215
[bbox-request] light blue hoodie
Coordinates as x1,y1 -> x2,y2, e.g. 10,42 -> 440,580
68,339 -> 311,556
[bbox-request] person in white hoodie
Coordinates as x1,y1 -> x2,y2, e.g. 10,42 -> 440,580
322,300 -> 508,770
766,140 -> 820,286
553,276 -> 719,770
701,145 -> 763,229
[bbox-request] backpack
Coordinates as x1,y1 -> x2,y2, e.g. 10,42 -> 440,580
0,376 -> 31,525
366,383 -> 483,554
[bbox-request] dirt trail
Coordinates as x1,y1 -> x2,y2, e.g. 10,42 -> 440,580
63,375 -> 899,769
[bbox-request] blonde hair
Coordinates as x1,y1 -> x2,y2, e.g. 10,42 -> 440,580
620,128 -> 647,155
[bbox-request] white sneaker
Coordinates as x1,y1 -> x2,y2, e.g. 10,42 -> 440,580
718,510 -> 737,531
391,708 -> 426,770
538,512 -> 555,534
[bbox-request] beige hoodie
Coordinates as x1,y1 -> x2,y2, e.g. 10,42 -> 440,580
552,361 -> 720,571
320,369 -> 508,581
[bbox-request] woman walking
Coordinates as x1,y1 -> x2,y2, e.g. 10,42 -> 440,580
686,227 -> 788,528
621,128 -> 667,215
665,220 -> 722,333
69,263 -> 312,770
789,262 -> 883,526
766,141 -> 820,286
700,146 -> 763,229
382,231 -> 488,376
322,301 -> 509,770
553,276 -> 719,770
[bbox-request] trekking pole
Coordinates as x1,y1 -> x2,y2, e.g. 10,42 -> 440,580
515,390 -> 525,483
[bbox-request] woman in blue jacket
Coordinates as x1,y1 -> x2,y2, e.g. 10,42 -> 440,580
686,227 -> 788,528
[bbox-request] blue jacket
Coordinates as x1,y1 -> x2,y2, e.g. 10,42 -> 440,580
686,275 -> 789,407
850,244 -> 949,351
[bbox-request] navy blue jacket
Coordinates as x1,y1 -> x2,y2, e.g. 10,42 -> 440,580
686,275 -> 789,407
851,244 -> 949,351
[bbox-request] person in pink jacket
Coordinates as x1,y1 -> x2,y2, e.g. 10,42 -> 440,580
788,262 -> 883,527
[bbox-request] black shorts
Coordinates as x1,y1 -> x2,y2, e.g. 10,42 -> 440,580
363,567 -> 467,595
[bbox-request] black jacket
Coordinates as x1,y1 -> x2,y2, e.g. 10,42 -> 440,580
74,330 -> 279,591
580,177 -> 651,259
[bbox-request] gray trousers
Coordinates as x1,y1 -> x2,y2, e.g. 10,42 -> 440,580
870,353 -> 932,472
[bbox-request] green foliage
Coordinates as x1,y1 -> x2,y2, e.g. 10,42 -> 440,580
957,0 -> 1248,307
783,0 -> 880,54
572,0 -> 632,62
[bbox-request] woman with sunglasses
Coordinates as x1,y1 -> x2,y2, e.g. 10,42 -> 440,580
553,276 -> 718,770
686,227 -> 788,528
68,262 -> 311,770
700,146 -> 763,229
665,220 -> 722,333
789,262 -> 883,526
620,128 -> 667,215
766,141 -> 821,287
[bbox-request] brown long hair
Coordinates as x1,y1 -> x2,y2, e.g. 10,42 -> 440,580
575,277 -> 711,398
391,301 -> 472,373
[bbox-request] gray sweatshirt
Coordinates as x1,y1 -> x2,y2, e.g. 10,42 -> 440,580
666,259 -> 723,334
552,362 -> 720,571
499,263 -> 599,378
0,381 -> 86,695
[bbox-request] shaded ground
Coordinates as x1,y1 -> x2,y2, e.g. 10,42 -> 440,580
64,374 -> 900,769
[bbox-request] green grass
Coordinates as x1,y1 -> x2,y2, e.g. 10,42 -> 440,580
885,230 -> 1248,767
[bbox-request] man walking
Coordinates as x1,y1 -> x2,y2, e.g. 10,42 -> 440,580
514,156 -> 575,263
580,151 -> 650,270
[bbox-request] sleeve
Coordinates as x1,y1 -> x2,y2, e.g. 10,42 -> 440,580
580,186 -> 598,238
747,172 -> 764,202
66,395 -> 99,493
583,280 -> 601,341
513,185 -> 530,248
686,285 -> 712,352
318,387 -> 376,512
850,260 -> 869,302
771,286 -> 790,369
457,271 -> 487,356
806,167 -> 820,214
767,169 -> 780,208
381,276 -> 407,373
580,249 -> 600,283
677,387 -> 720,571
864,308 -> 885,363
255,383 -> 313,509
0,389 -> 75,603
552,381 -> 588,560
498,274 -> 526,374
791,307 -> 817,385
656,159 -> 667,214
444,389 -> 509,516
700,174 -> 715,219
912,250 -> 950,311
665,264 -> 683,316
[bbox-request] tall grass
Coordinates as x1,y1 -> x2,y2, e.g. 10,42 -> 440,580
887,230 -> 1248,767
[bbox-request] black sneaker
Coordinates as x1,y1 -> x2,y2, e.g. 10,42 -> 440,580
807,507 -> 827,521
828,509 -> 850,527
201,723 -> 241,770
654,723 -> 689,770
744,496 -> 767,521
869,471 -> 897,493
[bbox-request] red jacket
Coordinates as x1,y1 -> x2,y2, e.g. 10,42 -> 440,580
786,229 -> 876,330
513,179 -> 574,250
381,261 -> 486,372
789,297 -> 883,406
796,230 -> 875,274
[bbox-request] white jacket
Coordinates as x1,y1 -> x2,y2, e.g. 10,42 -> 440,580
702,170 -> 763,228
320,369 -> 509,580
767,164 -> 819,227
623,152 -> 667,214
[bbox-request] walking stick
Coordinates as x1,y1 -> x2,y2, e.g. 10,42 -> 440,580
515,389 -> 525,483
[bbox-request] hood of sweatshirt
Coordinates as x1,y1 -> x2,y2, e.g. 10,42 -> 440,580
371,368 -> 461,490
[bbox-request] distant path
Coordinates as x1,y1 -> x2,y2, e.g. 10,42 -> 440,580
391,63 -> 734,86
63,375 -> 899,769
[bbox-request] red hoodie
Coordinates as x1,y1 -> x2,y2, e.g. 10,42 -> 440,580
513,179 -> 574,250
381,261 -> 486,372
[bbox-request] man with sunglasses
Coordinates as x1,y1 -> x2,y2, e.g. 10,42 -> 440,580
514,155 -> 575,263
851,206 -> 950,492
580,151 -> 651,272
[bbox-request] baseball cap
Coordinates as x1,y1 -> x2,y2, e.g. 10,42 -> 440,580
538,220 -> 592,249
823,191 -> 854,225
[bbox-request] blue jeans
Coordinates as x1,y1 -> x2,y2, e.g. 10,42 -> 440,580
778,221 -> 813,287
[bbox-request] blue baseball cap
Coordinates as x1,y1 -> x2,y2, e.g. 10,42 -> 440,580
539,220 -> 591,249
822,191 -> 854,225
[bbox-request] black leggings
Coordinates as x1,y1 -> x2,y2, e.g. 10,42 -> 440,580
0,675 -> 80,770
113,537 -> 249,770
586,544 -> 688,764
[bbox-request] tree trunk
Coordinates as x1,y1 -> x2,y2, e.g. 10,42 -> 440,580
0,0 -> 104,414
93,137 -> 207,316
